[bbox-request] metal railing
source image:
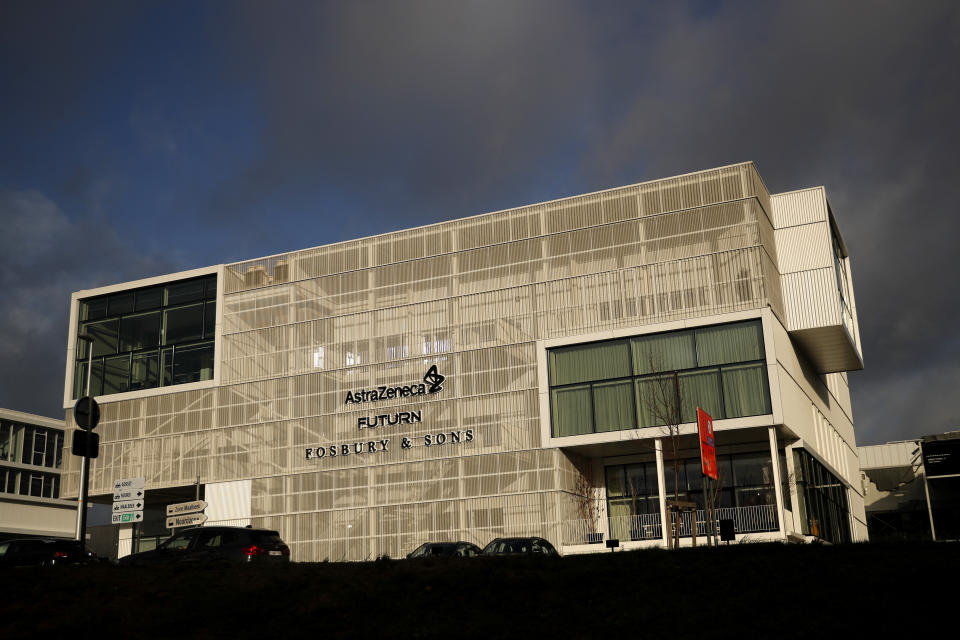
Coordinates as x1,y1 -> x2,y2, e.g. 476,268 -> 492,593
560,504 -> 778,546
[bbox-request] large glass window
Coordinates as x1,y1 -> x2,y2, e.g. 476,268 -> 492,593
605,451 -> 779,540
0,420 -> 64,498
794,448 -> 851,544
74,274 -> 217,398
548,320 -> 770,437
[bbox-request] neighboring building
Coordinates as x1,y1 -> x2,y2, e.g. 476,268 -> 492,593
60,162 -> 866,560
0,408 -> 77,540
861,432 -> 960,541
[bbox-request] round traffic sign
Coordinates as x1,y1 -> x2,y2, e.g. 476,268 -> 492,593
74,396 -> 101,430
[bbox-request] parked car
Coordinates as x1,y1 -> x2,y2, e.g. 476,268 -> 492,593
481,537 -> 559,557
407,541 -> 482,559
119,526 -> 290,565
0,538 -> 96,567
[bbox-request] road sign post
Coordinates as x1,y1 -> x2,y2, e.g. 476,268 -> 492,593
111,477 -> 146,528
166,500 -> 207,517
166,513 -> 208,529
73,333 -> 99,558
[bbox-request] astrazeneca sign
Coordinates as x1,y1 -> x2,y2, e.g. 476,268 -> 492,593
304,365 -> 474,461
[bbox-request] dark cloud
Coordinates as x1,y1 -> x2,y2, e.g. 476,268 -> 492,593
0,190 -> 179,417
570,1 -> 960,443
1,0 -> 957,443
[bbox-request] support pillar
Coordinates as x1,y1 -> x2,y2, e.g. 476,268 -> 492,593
768,426 -> 786,538
656,438 -> 669,548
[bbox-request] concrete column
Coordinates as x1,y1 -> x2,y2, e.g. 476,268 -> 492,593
768,426 -> 786,538
656,438 -> 668,547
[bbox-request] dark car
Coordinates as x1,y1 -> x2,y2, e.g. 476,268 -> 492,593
407,541 -> 482,559
0,538 -> 96,567
481,537 -> 559,557
119,526 -> 290,565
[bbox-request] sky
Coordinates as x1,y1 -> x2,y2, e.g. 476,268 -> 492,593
1,0 -> 958,446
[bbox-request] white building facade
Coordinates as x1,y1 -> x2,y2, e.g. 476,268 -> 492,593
61,162 -> 866,560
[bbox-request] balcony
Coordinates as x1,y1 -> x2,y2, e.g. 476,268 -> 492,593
772,187 -> 863,374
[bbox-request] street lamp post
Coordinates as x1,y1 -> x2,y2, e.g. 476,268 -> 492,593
75,332 -> 95,551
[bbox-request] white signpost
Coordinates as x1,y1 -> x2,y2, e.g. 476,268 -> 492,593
112,477 -> 145,526
113,477 -> 146,501
166,513 -> 207,529
113,500 -> 143,513
166,500 -> 207,517
165,499 -> 208,530
111,511 -> 144,525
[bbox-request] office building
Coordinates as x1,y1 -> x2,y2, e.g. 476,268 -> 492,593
61,162 -> 866,559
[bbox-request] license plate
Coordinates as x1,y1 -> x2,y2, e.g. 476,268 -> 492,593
269,550 -> 281,556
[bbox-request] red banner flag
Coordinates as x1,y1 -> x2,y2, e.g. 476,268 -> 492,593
698,407 -> 717,480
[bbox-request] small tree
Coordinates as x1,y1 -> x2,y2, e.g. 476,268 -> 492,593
572,456 -> 603,543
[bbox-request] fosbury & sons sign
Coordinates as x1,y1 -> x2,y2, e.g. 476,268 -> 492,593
304,365 -> 474,461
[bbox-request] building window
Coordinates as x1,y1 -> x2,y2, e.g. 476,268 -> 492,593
605,451 -> 779,540
549,320 -> 770,437
0,420 -> 64,499
794,448 -> 851,544
74,274 -> 216,398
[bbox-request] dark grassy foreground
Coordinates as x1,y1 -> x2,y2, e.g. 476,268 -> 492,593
2,542 -> 955,639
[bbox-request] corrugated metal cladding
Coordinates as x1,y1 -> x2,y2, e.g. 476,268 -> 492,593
223,162 -> 771,293
63,162 -> 865,561
775,224 -> 832,274
859,441 -> 916,469
781,268 -> 841,330
771,187 -> 827,228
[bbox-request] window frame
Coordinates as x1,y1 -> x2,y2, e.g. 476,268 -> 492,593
547,320 -> 770,438
74,274 -> 217,399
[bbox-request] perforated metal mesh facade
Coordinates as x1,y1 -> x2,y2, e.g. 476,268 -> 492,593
63,162 -> 784,560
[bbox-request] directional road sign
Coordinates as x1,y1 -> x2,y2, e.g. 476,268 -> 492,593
114,477 -> 145,491
166,500 -> 207,517
113,487 -> 145,501
112,511 -> 144,525
113,500 -> 144,513
166,513 -> 207,529
113,477 -> 146,501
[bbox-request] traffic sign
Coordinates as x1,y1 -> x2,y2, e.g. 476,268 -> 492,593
113,478 -> 145,500
114,477 -> 145,491
166,500 -> 207,517
71,429 -> 100,458
113,487 -> 145,501
166,513 -> 207,529
113,500 -> 144,512
112,511 -> 144,525
74,396 -> 100,430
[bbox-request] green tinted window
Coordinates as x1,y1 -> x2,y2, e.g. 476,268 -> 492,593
631,331 -> 695,375
697,321 -> 764,366
549,320 -> 770,438
550,386 -> 592,437
549,340 -> 630,386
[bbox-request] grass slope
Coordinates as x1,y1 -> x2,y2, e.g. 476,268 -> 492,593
1,542 -> 955,639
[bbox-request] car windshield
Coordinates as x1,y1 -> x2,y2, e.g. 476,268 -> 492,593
160,533 -> 193,550
484,539 -> 530,554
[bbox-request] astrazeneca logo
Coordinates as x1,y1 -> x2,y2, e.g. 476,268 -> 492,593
344,365 -> 446,405
423,365 -> 444,394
